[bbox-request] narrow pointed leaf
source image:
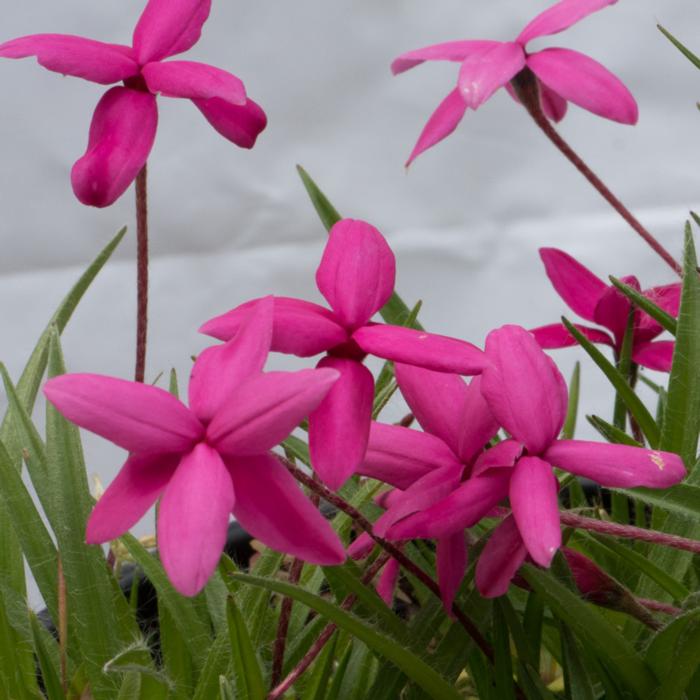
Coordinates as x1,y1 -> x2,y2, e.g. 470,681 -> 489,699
562,362 -> 581,439
227,596 -> 266,700
586,415 -> 642,446
658,25 -> 700,70
610,276 -> 677,335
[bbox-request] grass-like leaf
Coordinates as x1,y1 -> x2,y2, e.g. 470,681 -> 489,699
227,596 -> 266,700
658,24 -> 700,70
609,276 -> 677,336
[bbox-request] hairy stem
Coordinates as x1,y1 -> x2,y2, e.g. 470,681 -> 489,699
135,166 -> 149,383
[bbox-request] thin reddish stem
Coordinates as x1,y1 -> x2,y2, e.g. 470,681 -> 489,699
512,70 -> 682,277
135,166 -> 149,383
271,558 -> 304,687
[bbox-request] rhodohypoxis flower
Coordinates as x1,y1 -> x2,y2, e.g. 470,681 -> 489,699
43,298 -> 344,596
201,218 -> 487,490
389,325 -> 685,598
0,0 -> 266,206
392,0 -> 638,165
531,247 -> 681,371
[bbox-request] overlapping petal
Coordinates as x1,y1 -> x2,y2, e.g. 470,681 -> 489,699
376,559 -> 401,606
632,340 -> 674,372
437,533 -> 468,612
456,376 -> 500,464
194,96 -> 268,149
592,275 -> 637,344
472,439 -> 524,478
530,322 -> 614,349
475,515 -> 528,598
391,40 -> 500,75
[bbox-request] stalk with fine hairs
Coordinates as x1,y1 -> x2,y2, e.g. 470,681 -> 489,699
134,166 -> 149,383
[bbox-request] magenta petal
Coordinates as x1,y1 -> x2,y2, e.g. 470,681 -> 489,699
0,34 -> 138,84
391,40 -> 501,75
593,275 -> 638,347
86,452 -> 178,544
133,0 -> 212,64
194,96 -> 267,149
405,89 -> 467,167
481,325 -> 568,454
636,283 -> 682,339
316,220 -> 396,330
354,325 -> 487,375
189,297 -> 273,423
530,322 -> 614,349
43,373 -> 202,454
376,559 -> 401,606
539,82 -> 568,122
457,42 -> 526,109
475,515 -> 527,598
359,422 -> 463,490
632,340 -> 674,373
348,532 -> 375,560
157,444 -> 233,596
472,439 -> 524,478
228,454 -> 345,565
527,48 -> 638,125
71,87 -> 157,207
309,358 -> 374,490
539,248 -> 607,322
207,369 -> 339,456
437,533 -> 468,613
510,457 -> 561,568
456,376 -> 500,464
544,440 -> 686,488
142,60 -> 246,105
517,0 -> 618,45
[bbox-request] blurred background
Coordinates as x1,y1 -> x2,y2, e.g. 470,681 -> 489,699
0,0 -> 698,606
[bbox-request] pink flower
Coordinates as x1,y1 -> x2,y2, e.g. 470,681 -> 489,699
201,219 -> 487,491
531,248 -> 681,371
392,0 -> 638,165
0,0 -> 267,207
43,298 -> 344,596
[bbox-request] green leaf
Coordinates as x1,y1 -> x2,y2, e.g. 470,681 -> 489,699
191,633 -> 230,700
610,276 -> 677,335
227,596 -> 266,700
104,643 -> 172,690
492,602 -> 516,700
300,632 -> 338,700
232,573 -> 461,700
617,483 -> 700,521
562,362 -> 581,439
30,613 -> 65,700
658,24 -> 700,70
559,622 -> 597,700
586,415 -> 642,446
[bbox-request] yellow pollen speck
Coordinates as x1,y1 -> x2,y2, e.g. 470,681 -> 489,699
650,452 -> 665,471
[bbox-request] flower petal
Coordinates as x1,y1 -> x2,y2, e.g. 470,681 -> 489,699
457,42 -> 526,110
517,0 -> 618,45
316,219 -> 396,330
481,325 -> 568,453
457,376 -> 501,465
85,452 -> 179,544
189,297 -> 273,422
0,34 -> 138,84
530,322 -> 614,349
194,96 -> 267,149
539,248 -> 607,322
353,325 -> 487,375
348,532 -> 375,560
472,439 -> 524,478
391,40 -> 501,75
309,358 -> 374,490
405,89 -> 467,167
142,60 -> 246,104
632,340 -> 674,373
527,47 -> 638,124
475,515 -> 527,598
540,82 -> 568,122
544,440 -> 686,488
376,558 -> 401,606
228,454 -> 345,565
71,86 -> 157,207
133,0 -> 212,64
510,456 -> 561,568
359,421 -> 463,490
593,275 -> 638,347
636,283 -> 682,340
43,373 -> 202,454
207,369 -> 338,456
437,533 -> 468,613
158,443 -> 233,596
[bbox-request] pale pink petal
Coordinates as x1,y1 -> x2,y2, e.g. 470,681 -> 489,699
510,456 -> 561,568
200,296 -> 348,357
539,248 -> 607,322
316,219 -> 396,330
376,559 -> 401,606
481,325 -> 568,454
227,454 -> 345,565
157,443 -> 233,596
632,340 -> 674,373
472,439 -> 524,478
43,373 -> 202,454
391,40 -> 501,75
348,532 -> 375,560
405,89 -> 467,167
456,376 -> 500,464
530,322 -> 614,349
0,34 -> 138,84
189,297 -> 273,422
353,325 -> 487,375
85,452 -> 179,544
544,440 -> 686,488
457,42 -> 526,109
207,369 -> 338,456
194,96 -> 267,149
593,275 -> 638,348
142,60 -> 246,104
636,283 -> 682,339
527,48 -> 638,124
360,422 -> 462,490
71,87 -> 157,207
437,533 -> 468,612
475,515 -> 527,598
309,358 -> 374,490
540,81 -> 568,121
517,0 -> 618,45
133,0 -> 212,64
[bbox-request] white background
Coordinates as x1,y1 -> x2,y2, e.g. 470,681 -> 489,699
0,0 -> 698,606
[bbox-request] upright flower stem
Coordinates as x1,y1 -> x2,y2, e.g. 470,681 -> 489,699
271,559 -> 304,687
135,165 -> 149,383
512,70 -> 682,277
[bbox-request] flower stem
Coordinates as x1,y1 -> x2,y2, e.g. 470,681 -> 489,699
512,69 -> 682,277
135,165 -> 149,383
271,558 -> 304,688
